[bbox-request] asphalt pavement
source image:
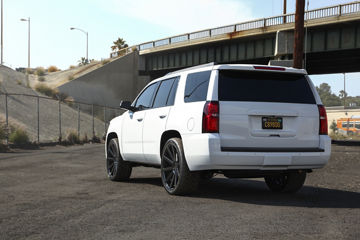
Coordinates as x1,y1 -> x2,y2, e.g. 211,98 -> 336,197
0,144 -> 359,240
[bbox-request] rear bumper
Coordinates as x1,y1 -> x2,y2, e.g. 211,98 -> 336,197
182,134 -> 331,171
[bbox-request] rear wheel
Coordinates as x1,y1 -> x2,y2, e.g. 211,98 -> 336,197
106,138 -> 132,181
264,171 -> 306,193
161,138 -> 199,195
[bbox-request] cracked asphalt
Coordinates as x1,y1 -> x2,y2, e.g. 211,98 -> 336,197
0,144 -> 359,240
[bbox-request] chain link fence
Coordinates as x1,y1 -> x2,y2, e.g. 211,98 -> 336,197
0,92 -> 122,145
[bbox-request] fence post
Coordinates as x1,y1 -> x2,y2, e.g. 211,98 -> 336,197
104,106 -> 106,135
5,93 -> 8,145
92,104 -> 94,139
37,96 -> 40,143
339,5 -> 342,16
58,100 -> 62,142
77,103 -> 80,139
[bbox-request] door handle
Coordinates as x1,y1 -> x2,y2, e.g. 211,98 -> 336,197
137,118 -> 143,122
159,115 -> 167,119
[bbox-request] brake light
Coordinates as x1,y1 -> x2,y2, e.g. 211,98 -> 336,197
254,66 -> 286,71
202,101 -> 219,133
318,105 -> 328,135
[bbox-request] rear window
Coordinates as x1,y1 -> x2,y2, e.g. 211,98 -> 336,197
218,70 -> 316,104
184,71 -> 211,103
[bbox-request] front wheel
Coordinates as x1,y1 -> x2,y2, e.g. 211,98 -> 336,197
106,138 -> 132,181
161,138 -> 199,195
264,171 -> 306,193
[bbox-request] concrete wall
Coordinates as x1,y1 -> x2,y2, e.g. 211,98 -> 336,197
58,52 -> 150,108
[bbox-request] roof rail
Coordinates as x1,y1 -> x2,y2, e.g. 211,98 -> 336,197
166,62 -> 217,76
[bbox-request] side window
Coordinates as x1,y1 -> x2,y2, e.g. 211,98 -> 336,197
184,71 -> 211,103
153,78 -> 175,108
134,82 -> 159,110
166,77 -> 179,106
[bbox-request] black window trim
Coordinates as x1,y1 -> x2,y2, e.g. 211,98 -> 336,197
184,70 -> 212,103
133,81 -> 160,111
151,76 -> 179,109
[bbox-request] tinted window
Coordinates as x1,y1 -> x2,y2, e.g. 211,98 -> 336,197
166,77 -> 179,106
342,122 -> 348,128
134,82 -> 159,110
218,70 -> 316,104
355,122 -> 360,129
153,78 -> 175,108
184,71 -> 211,103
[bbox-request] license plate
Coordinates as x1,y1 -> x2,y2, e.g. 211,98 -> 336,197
262,117 -> 283,129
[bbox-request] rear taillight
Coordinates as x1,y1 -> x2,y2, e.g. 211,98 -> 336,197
318,105 -> 328,135
202,101 -> 219,133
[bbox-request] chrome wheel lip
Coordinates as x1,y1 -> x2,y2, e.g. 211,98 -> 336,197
161,142 -> 180,192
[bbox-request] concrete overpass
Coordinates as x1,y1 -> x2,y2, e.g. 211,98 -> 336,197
60,1 -> 360,108
113,1 -> 360,78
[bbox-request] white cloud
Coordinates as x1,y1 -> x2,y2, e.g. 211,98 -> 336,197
107,0 -> 253,34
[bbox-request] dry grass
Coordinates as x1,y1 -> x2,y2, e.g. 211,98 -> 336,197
47,66 -> 59,72
0,115 -> 30,145
35,67 -> 45,76
35,83 -> 57,98
66,130 -> 80,144
329,132 -> 360,141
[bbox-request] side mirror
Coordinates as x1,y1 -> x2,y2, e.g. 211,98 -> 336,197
120,101 -> 137,112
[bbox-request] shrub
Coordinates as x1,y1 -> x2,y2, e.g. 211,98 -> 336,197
35,83 -> 57,98
16,79 -> 22,85
82,134 -> 88,143
47,65 -> 59,72
26,68 -> 34,74
54,90 -> 69,101
38,76 -> 45,82
9,128 -> 29,145
0,121 -> 6,141
101,59 -> 110,65
131,46 -> 138,52
35,67 -> 45,76
66,130 -> 80,144
92,135 -> 101,143
68,75 -> 74,81
69,65 -> 76,69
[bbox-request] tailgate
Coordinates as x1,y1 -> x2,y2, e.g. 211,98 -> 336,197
218,70 -> 320,151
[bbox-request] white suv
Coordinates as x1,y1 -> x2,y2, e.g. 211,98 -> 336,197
105,63 -> 331,195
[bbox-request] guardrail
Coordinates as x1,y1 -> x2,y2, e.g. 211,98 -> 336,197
129,1 -> 359,52
0,92 -> 121,145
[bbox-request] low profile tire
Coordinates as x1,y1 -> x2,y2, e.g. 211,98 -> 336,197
264,171 -> 306,193
106,138 -> 132,181
161,138 -> 200,195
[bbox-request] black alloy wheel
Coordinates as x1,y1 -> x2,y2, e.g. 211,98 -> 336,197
161,138 -> 199,195
161,141 -> 180,191
106,138 -> 132,181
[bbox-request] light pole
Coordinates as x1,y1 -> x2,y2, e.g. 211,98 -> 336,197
70,27 -> 88,63
20,17 -> 30,69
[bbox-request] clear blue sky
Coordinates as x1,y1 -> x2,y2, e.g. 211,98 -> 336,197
2,0 -> 359,96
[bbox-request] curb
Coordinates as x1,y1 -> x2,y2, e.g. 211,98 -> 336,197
331,140 -> 360,146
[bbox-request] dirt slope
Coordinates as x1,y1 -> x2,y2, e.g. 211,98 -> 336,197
0,65 -> 107,142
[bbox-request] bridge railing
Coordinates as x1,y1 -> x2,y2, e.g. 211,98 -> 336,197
123,1 -> 360,53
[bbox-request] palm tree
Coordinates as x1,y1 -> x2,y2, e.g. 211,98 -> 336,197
111,38 -> 128,52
